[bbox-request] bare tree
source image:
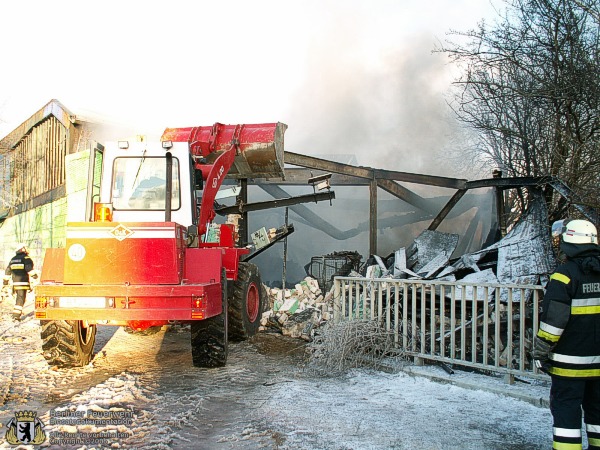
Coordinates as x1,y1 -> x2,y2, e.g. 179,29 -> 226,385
437,0 -> 600,225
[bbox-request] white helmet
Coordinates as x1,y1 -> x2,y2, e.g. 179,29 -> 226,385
553,219 -> 598,245
15,243 -> 27,253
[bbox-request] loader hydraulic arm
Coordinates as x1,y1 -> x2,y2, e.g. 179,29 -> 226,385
195,143 -> 236,236
162,122 -> 286,238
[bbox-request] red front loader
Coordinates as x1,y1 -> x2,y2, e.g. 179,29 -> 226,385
35,122 -> 287,368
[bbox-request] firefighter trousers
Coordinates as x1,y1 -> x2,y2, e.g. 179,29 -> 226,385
550,376 -> 600,449
14,288 -> 27,307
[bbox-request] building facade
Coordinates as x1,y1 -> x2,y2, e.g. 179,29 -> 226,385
0,99 -> 103,269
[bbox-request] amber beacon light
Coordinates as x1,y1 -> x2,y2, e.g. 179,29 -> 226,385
94,202 -> 113,222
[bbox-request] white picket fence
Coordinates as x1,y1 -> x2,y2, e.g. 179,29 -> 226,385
333,276 -> 549,381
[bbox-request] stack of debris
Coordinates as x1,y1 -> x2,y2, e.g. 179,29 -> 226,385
260,277 -> 335,341
226,214 -> 241,244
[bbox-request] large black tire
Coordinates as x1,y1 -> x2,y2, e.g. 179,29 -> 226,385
228,262 -> 265,342
190,270 -> 228,368
40,320 -> 96,368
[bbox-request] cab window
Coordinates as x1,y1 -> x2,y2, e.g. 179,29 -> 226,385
111,156 -> 180,210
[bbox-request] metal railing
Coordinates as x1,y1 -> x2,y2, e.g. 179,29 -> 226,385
333,276 -> 549,380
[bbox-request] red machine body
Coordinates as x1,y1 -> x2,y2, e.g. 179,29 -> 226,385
34,122 -> 286,367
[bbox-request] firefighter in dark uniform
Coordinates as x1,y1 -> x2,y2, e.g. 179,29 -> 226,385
533,219 -> 600,450
4,243 -> 34,320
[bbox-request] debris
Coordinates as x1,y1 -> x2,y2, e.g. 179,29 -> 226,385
260,276 -> 334,341
407,230 -> 459,277
268,194 -> 557,374
281,308 -> 321,341
251,224 -> 295,251
279,298 -> 299,315
251,227 -> 271,250
454,269 -> 498,301
438,362 -> 454,375
358,194 -> 554,291
322,193 -> 558,370
226,214 -> 241,244
392,248 -> 407,277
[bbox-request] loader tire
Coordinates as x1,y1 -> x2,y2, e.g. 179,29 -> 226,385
228,262 -> 265,342
41,320 -> 96,368
190,269 -> 228,368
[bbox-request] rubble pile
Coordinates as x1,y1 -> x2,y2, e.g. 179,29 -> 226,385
260,277 -> 335,341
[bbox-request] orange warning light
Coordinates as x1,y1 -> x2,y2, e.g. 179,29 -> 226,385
94,203 -> 113,222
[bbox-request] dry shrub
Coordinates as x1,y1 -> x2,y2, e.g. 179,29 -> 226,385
305,319 -> 406,377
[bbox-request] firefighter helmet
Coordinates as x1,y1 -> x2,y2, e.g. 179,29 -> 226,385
552,219 -> 598,245
15,242 -> 27,253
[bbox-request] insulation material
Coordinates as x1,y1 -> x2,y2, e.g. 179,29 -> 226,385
262,277 -> 331,341
497,275 -> 540,303
417,251 -> 453,279
488,198 -> 556,282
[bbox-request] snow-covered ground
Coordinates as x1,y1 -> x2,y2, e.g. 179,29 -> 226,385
0,293 -> 561,449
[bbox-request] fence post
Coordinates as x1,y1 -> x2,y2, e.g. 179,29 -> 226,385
333,278 -> 340,323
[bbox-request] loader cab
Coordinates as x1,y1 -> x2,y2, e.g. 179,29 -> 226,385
98,141 -> 197,226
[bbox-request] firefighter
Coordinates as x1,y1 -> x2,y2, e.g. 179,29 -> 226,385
4,243 -> 34,320
533,219 -> 600,450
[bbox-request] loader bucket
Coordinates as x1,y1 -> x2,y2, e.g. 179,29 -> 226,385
162,122 -> 287,179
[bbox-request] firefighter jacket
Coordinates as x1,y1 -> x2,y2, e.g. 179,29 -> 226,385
5,251 -> 34,291
537,243 -> 600,379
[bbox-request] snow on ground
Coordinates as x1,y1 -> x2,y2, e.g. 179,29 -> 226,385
245,370 -> 553,450
0,293 -> 564,449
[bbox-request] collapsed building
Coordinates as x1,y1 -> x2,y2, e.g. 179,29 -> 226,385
255,176 -> 598,379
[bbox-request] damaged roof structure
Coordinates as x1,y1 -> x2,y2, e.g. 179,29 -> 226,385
250,151 -> 598,291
